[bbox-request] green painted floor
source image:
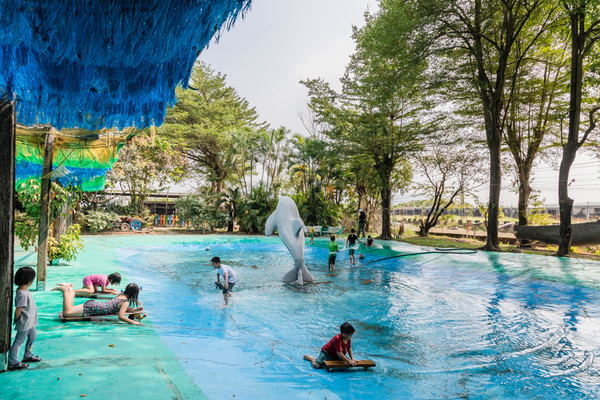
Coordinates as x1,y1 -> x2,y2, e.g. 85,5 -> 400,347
1,236 -> 206,400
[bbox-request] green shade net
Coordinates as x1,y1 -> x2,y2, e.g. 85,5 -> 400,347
16,126 -> 135,191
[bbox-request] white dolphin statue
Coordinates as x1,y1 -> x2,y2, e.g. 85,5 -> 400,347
265,196 -> 315,284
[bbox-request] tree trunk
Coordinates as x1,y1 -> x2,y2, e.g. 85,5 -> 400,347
484,138 -> 502,251
517,167 -> 532,247
558,145 -> 577,255
227,209 -> 234,232
0,95 -> 15,371
36,129 -> 55,291
380,185 -> 392,240
558,9 -> 585,257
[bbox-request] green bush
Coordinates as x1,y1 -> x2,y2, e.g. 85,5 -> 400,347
81,210 -> 122,233
176,193 -> 229,232
48,224 -> 84,263
237,185 -> 277,234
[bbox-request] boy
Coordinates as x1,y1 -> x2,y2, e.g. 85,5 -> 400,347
365,235 -> 374,247
328,235 -> 339,271
345,228 -> 363,265
303,322 -> 358,369
211,256 -> 237,305
308,226 -> 315,245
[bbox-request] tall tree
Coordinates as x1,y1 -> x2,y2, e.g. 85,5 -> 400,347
416,0 -> 558,250
557,0 -> 600,255
162,62 -> 263,192
303,3 -> 427,239
504,27 -> 569,240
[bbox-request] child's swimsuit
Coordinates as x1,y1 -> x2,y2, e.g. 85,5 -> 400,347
83,298 -> 126,317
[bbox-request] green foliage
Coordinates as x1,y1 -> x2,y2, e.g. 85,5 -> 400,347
237,185 -> 277,234
80,210 -> 121,233
292,188 -> 342,226
528,213 -> 555,226
161,61 -> 264,193
107,130 -> 188,214
15,178 -> 80,251
48,224 -> 84,262
176,192 -> 229,232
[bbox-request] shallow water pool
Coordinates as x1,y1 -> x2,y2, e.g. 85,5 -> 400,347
111,235 -> 600,399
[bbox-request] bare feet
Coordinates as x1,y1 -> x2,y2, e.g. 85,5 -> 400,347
303,355 -> 321,369
51,285 -> 73,292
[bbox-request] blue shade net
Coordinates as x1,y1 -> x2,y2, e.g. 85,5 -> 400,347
0,0 -> 252,130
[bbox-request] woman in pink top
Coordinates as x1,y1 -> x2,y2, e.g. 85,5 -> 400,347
75,272 -> 121,294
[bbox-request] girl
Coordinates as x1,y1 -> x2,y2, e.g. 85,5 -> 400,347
75,272 -> 121,295
53,283 -> 144,325
8,267 -> 41,370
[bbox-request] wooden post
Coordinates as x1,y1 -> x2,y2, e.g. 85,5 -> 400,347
36,129 -> 55,291
0,95 -> 16,371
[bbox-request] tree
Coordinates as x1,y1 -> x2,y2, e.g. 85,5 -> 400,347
504,30 -> 569,239
107,130 -> 188,214
286,133 -> 348,225
413,144 -> 486,236
161,62 -> 263,192
557,0 -> 600,256
303,3 -> 427,239
415,0 -> 559,250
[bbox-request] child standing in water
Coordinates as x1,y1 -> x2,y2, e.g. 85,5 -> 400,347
303,322 -> 358,369
308,226 -> 315,245
211,256 -> 237,305
328,236 -> 339,271
8,267 -> 41,370
345,228 -> 363,265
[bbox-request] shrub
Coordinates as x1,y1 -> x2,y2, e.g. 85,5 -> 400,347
48,224 -> 84,262
81,210 -> 121,233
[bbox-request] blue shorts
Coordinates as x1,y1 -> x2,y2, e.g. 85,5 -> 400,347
223,282 -> 235,294
329,254 -> 336,265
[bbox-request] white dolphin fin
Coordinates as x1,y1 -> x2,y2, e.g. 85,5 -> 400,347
292,220 -> 303,236
282,268 -> 298,283
301,266 -> 314,283
265,213 -> 277,236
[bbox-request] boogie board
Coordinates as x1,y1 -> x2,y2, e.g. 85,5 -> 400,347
323,359 -> 376,371
75,291 -> 116,299
59,308 -> 145,322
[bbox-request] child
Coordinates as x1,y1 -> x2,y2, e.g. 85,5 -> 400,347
211,256 -> 237,305
303,322 -> 358,369
53,283 -> 144,325
8,267 -> 40,370
365,235 -> 374,247
308,226 -> 315,245
328,235 -> 339,271
345,228 -> 363,265
75,272 -> 121,295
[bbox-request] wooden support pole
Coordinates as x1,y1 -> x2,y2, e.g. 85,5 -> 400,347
36,129 -> 55,291
0,95 -> 16,371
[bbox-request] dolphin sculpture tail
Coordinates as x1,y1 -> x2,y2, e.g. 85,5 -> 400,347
283,264 -> 314,285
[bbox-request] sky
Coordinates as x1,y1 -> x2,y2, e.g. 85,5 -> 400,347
196,0 -> 600,207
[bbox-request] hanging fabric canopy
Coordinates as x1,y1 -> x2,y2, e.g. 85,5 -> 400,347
0,0 -> 252,130
16,125 -> 135,191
